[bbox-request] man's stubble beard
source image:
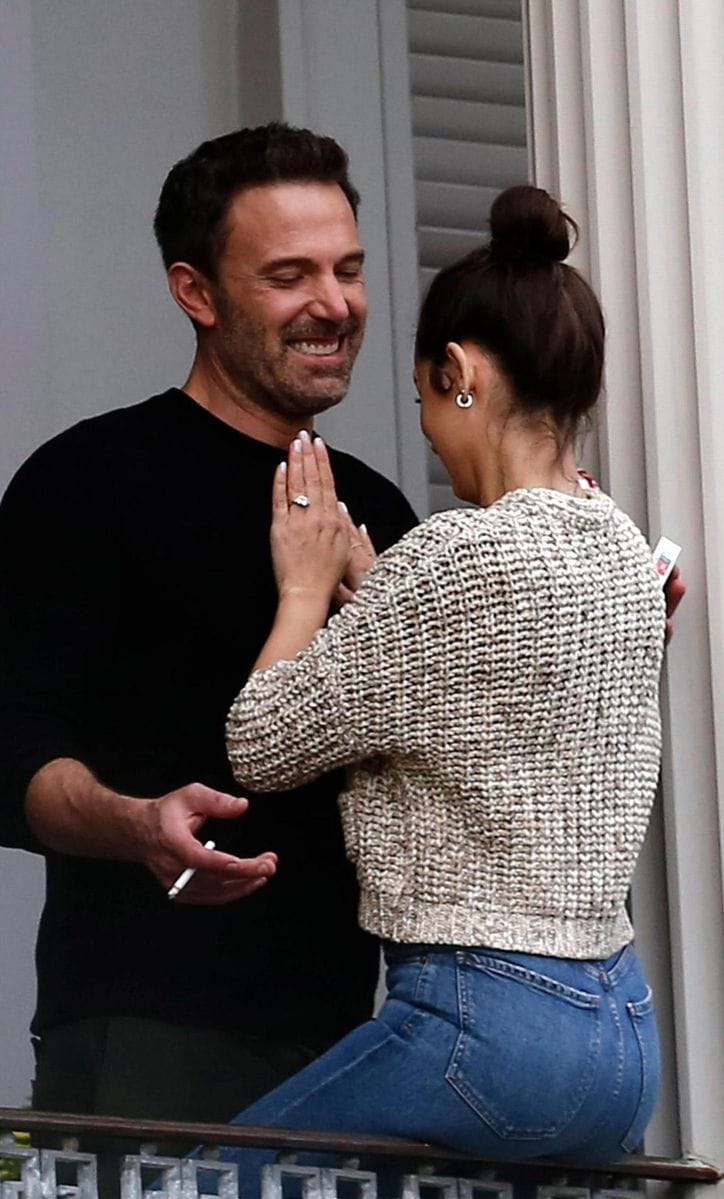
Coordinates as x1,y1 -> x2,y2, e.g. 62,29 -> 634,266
213,298 -> 362,421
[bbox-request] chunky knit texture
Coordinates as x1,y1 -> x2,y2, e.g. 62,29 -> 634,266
227,488 -> 666,958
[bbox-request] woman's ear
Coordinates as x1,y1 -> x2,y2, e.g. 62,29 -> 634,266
445,342 -> 473,395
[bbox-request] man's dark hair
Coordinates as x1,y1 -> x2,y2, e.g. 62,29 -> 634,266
154,123 -> 360,281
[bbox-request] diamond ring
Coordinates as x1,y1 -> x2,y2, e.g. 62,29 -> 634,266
291,494 -> 311,508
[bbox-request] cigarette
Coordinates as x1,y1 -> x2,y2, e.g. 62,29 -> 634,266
167,839 -> 216,899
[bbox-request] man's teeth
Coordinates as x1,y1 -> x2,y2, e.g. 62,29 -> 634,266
292,338 -> 341,356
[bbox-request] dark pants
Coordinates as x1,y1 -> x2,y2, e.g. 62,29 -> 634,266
31,1016 -> 319,1196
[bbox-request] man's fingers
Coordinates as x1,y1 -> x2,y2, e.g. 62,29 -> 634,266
173,872 -> 273,906
178,784 -> 248,820
165,849 -> 277,903
664,565 -> 685,618
193,845 -> 277,875
663,566 -> 685,645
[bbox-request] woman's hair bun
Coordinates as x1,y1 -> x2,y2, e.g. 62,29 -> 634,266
488,184 -> 576,265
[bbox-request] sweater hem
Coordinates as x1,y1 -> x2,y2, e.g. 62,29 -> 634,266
358,891 -> 634,960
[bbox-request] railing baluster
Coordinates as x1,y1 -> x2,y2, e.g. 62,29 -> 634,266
319,1165 -> 377,1199
119,1154 -> 181,1199
0,1147 -> 41,1199
261,1162 -> 323,1199
402,1172 -> 460,1199
39,1151 -> 97,1199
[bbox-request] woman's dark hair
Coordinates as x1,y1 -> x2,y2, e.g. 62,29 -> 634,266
415,185 -> 604,438
154,122 -> 360,281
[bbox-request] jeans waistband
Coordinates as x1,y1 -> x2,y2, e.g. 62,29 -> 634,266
383,939 -> 638,982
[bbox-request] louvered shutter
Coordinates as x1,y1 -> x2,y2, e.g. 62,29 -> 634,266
407,0 -> 528,512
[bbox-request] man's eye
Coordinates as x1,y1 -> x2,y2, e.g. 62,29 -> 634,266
336,268 -> 364,281
270,275 -> 303,287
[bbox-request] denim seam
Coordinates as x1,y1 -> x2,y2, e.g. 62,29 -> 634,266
461,956 -> 600,1009
627,987 -> 654,1018
607,991 -> 625,1099
580,944 -> 633,987
620,989 -> 655,1153
240,1024 -> 402,1126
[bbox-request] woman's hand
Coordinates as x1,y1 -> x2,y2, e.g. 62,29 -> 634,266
270,430 -> 350,607
251,432 -> 350,673
336,512 -> 377,606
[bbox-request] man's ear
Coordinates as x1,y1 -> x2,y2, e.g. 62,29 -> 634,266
167,262 -> 218,329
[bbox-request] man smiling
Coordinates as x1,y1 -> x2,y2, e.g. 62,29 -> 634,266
166,179 -> 367,423
0,125 -> 416,1124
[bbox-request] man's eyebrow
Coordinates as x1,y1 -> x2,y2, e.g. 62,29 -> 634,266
259,250 -> 366,273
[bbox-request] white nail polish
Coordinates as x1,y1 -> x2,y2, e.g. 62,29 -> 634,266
279,461 -> 287,473
338,501 -> 348,514
293,439 -> 301,453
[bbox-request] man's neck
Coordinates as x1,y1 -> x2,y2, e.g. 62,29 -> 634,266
181,359 -> 312,449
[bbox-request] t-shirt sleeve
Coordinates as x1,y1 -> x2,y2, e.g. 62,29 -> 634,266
0,444 -> 112,851
226,556 -> 424,792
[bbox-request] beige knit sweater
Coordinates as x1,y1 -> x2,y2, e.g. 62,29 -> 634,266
227,488 -> 666,959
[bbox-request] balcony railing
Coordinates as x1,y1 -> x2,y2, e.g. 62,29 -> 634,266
0,1108 -> 721,1199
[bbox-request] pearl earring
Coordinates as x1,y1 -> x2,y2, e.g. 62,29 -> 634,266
455,391 -> 475,409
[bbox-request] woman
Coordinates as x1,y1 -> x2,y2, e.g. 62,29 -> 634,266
222,186 -> 665,1171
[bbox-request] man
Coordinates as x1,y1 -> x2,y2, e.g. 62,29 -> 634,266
0,124 -> 417,1122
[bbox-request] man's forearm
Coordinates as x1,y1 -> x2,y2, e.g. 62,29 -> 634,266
24,758 -> 153,859
23,758 -> 278,903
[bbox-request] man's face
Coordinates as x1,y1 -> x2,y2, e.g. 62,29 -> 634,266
208,182 -> 367,419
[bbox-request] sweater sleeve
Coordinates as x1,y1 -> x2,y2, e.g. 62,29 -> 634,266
226,547 -> 427,792
0,443 -> 112,851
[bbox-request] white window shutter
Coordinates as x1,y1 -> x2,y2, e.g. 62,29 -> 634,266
407,0 -> 528,511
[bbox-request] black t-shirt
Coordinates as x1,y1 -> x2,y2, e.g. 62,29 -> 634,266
0,389 -> 417,1046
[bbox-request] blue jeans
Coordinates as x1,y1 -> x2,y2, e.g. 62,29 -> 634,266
219,943 -> 660,1192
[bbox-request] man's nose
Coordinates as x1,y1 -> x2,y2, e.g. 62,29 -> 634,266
307,274 -> 350,324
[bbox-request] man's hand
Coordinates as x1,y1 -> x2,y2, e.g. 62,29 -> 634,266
142,783 -> 277,905
664,565 -> 686,645
25,760 -> 277,906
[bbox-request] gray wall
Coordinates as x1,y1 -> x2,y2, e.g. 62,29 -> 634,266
0,0 -> 248,1108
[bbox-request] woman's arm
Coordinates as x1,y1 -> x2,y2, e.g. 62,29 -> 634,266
253,430 -> 366,671
227,433 -> 432,791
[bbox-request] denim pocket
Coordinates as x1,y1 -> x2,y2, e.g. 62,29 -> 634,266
620,987 -> 660,1153
446,954 -> 601,1140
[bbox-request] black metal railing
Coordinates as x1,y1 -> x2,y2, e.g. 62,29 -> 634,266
0,1107 -> 721,1199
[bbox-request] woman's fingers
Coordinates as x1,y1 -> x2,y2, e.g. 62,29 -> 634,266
272,461 -> 288,522
358,522 -> 376,559
284,431 -> 345,533
299,430 -> 324,509
286,435 -> 305,507
313,437 -> 339,512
